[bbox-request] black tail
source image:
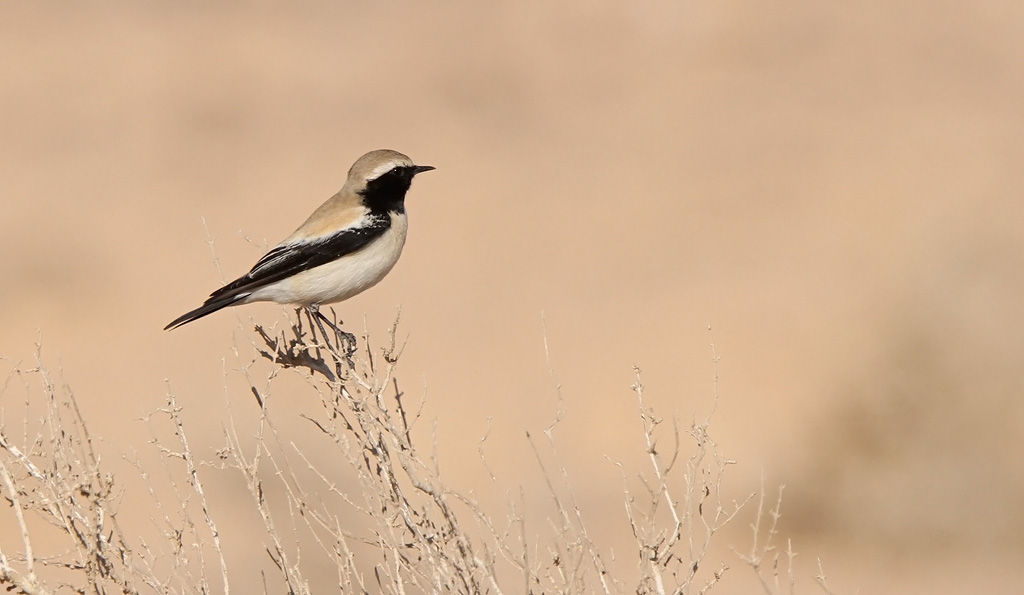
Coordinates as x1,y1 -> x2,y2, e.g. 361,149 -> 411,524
164,293 -> 249,331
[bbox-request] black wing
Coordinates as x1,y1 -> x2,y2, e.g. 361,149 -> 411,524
211,218 -> 390,301
164,216 -> 390,330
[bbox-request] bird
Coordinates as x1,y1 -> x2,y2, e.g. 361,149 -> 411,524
165,149 -> 434,333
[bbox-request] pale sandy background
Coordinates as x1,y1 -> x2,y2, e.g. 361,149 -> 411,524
2,2 -> 1024,593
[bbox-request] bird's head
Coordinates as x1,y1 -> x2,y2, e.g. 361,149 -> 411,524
347,149 -> 434,202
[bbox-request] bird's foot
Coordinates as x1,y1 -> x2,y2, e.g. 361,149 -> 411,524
305,305 -> 357,369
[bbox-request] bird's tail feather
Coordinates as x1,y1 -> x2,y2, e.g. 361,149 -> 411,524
164,293 -> 249,331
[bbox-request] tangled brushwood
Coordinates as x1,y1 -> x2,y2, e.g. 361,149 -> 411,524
0,312 -> 836,594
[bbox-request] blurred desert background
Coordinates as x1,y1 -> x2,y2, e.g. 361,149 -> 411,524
2,1 -> 1024,593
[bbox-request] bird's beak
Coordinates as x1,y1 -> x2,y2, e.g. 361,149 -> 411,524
413,165 -> 436,175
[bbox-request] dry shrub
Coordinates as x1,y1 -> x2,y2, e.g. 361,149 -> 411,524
0,316 -> 834,594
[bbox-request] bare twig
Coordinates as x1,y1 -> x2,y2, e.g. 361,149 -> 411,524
0,318 -> 830,595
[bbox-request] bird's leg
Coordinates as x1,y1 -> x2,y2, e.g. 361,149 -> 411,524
325,306 -> 358,357
305,304 -> 332,346
298,306 -> 328,363
305,304 -> 343,375
306,304 -> 357,364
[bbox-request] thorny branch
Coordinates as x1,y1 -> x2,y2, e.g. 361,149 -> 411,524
0,317 -> 816,595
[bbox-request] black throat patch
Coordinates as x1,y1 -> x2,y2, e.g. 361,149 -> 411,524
360,167 -> 416,214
